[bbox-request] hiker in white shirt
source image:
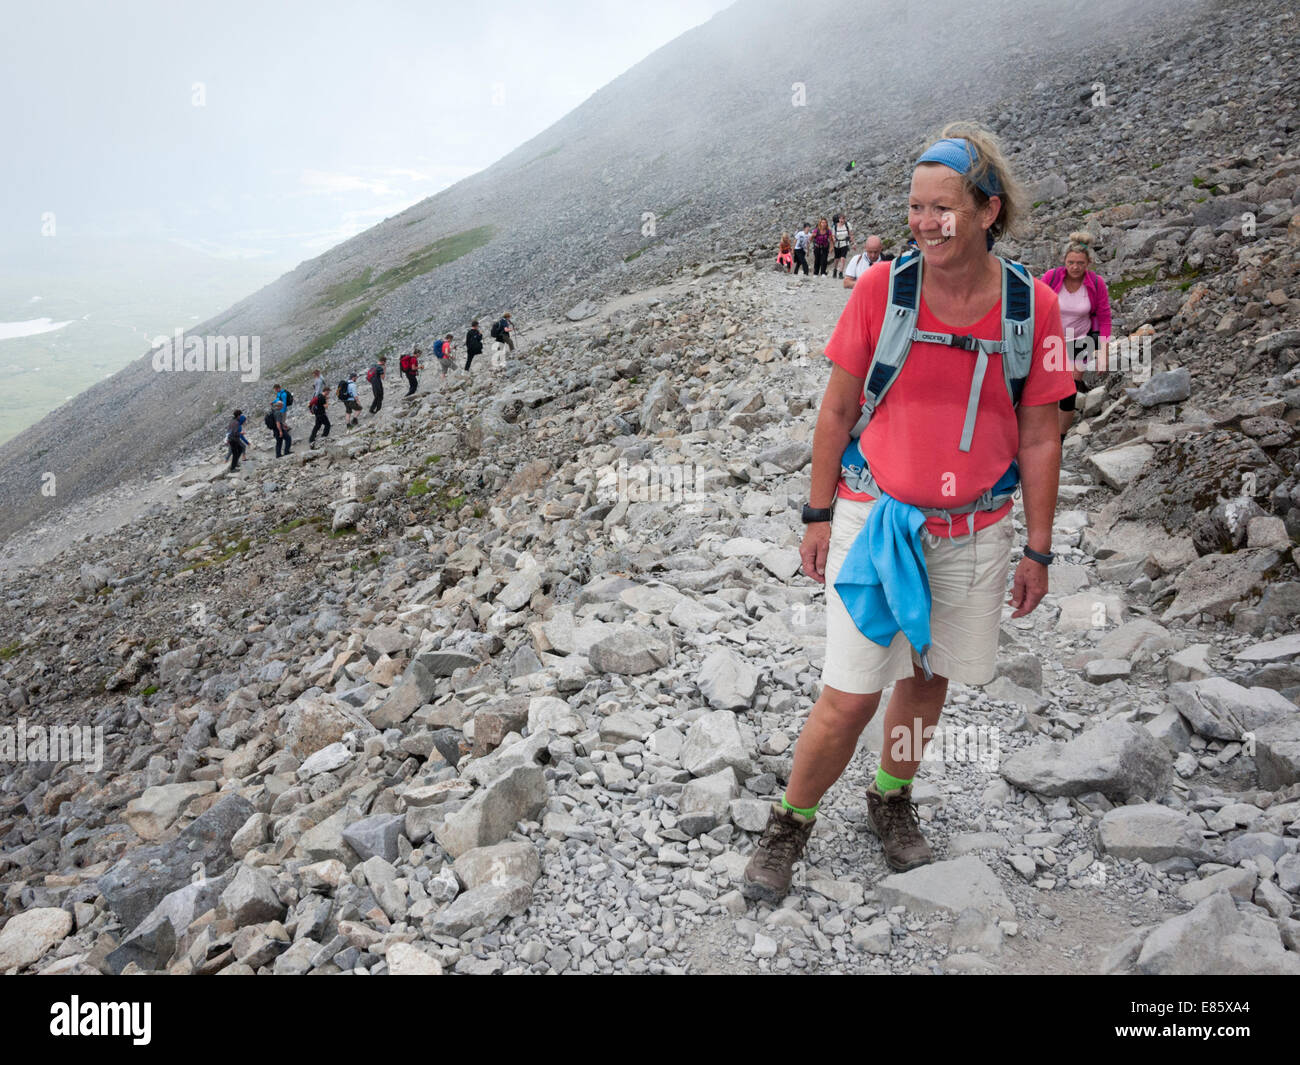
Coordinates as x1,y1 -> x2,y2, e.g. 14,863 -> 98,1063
843,235 -> 887,289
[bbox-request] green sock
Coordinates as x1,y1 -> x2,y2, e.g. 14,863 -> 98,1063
875,767 -> 913,793
781,793 -> 819,819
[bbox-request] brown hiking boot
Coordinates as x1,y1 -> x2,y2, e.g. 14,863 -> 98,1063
741,803 -> 816,903
866,781 -> 933,872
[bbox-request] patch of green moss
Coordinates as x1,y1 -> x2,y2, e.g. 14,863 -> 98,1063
179,537 -> 250,573
527,144 -> 564,165
1108,269 -> 1161,301
139,684 -> 159,697
315,267 -> 374,310
624,249 -> 644,262
423,454 -> 442,466
371,226 -> 495,293
271,517 -> 311,535
406,478 -> 432,498
1192,175 -> 1206,188
0,642 -> 20,660
331,526 -> 358,538
282,302 -> 375,373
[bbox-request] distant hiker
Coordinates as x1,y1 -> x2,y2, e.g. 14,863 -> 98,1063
400,347 -> 420,396
311,369 -> 325,399
274,383 -> 294,411
831,214 -> 852,278
491,313 -> 514,353
433,334 -> 455,379
268,397 -> 292,457
777,232 -> 793,272
792,224 -> 811,275
367,356 -> 386,413
1041,231 -> 1113,439
843,234 -> 886,289
741,122 -> 1074,904
341,372 -> 361,427
225,410 -> 247,472
465,320 -> 484,371
812,217 -> 832,276
309,385 -> 331,446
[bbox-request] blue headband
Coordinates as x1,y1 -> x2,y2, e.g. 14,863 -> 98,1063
916,137 -> 1003,197
916,137 -> 1003,249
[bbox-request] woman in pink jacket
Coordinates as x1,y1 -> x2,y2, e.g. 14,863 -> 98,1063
1041,231 -> 1112,439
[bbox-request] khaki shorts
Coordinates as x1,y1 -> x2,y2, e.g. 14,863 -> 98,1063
821,497 -> 1014,693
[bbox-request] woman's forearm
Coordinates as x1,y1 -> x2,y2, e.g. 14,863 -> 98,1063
1018,436 -> 1060,555
809,402 -> 857,509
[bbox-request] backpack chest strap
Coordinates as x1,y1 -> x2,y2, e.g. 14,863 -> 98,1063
910,329 -> 1004,452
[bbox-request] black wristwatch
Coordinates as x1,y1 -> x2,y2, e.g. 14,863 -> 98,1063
1023,546 -> 1055,566
801,504 -> 834,524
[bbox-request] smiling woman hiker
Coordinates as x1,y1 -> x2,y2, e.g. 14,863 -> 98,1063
742,122 -> 1076,902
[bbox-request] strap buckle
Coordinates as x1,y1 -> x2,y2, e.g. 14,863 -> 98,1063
949,334 -> 978,351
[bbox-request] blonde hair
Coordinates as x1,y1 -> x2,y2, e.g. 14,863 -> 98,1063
1065,231 -> 1094,260
925,120 -> 1025,244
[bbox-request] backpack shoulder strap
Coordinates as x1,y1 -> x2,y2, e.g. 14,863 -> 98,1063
999,257 -> 1035,408
850,249 -> 922,439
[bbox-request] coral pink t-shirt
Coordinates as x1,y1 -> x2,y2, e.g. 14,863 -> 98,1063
825,258 -> 1076,537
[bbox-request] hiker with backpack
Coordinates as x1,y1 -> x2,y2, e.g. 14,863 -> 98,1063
1041,230 -> 1113,440
811,217 -> 833,276
491,313 -> 514,354
266,396 -> 292,457
225,410 -> 247,472
742,123 -> 1075,904
831,213 -> 852,278
339,372 -> 361,428
308,385 -> 331,446
433,334 -> 455,379
367,356 -> 386,413
274,383 -> 294,412
792,224 -> 811,275
400,347 -> 420,396
311,369 -> 325,400
465,320 -> 484,371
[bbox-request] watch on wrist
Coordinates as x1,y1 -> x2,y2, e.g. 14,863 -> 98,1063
1023,546 -> 1054,566
801,503 -> 833,524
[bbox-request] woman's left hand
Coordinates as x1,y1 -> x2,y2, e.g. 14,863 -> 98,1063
1008,557 -> 1049,618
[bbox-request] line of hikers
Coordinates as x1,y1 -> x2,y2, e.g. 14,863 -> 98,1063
222,314 -> 516,472
779,222 -> 921,280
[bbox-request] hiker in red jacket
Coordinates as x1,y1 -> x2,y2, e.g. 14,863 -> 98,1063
400,347 -> 420,397
433,334 -> 455,381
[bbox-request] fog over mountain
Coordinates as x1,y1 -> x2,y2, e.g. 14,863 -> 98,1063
0,0 -> 1207,541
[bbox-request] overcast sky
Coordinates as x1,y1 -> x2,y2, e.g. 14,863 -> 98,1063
2,0 -> 734,274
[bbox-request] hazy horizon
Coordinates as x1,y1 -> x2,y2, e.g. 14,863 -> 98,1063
0,0 -> 733,444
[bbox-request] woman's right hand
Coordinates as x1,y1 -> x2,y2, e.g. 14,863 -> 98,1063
800,523 -> 832,584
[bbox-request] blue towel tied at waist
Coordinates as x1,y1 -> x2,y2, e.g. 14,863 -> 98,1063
833,491 -> 935,681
